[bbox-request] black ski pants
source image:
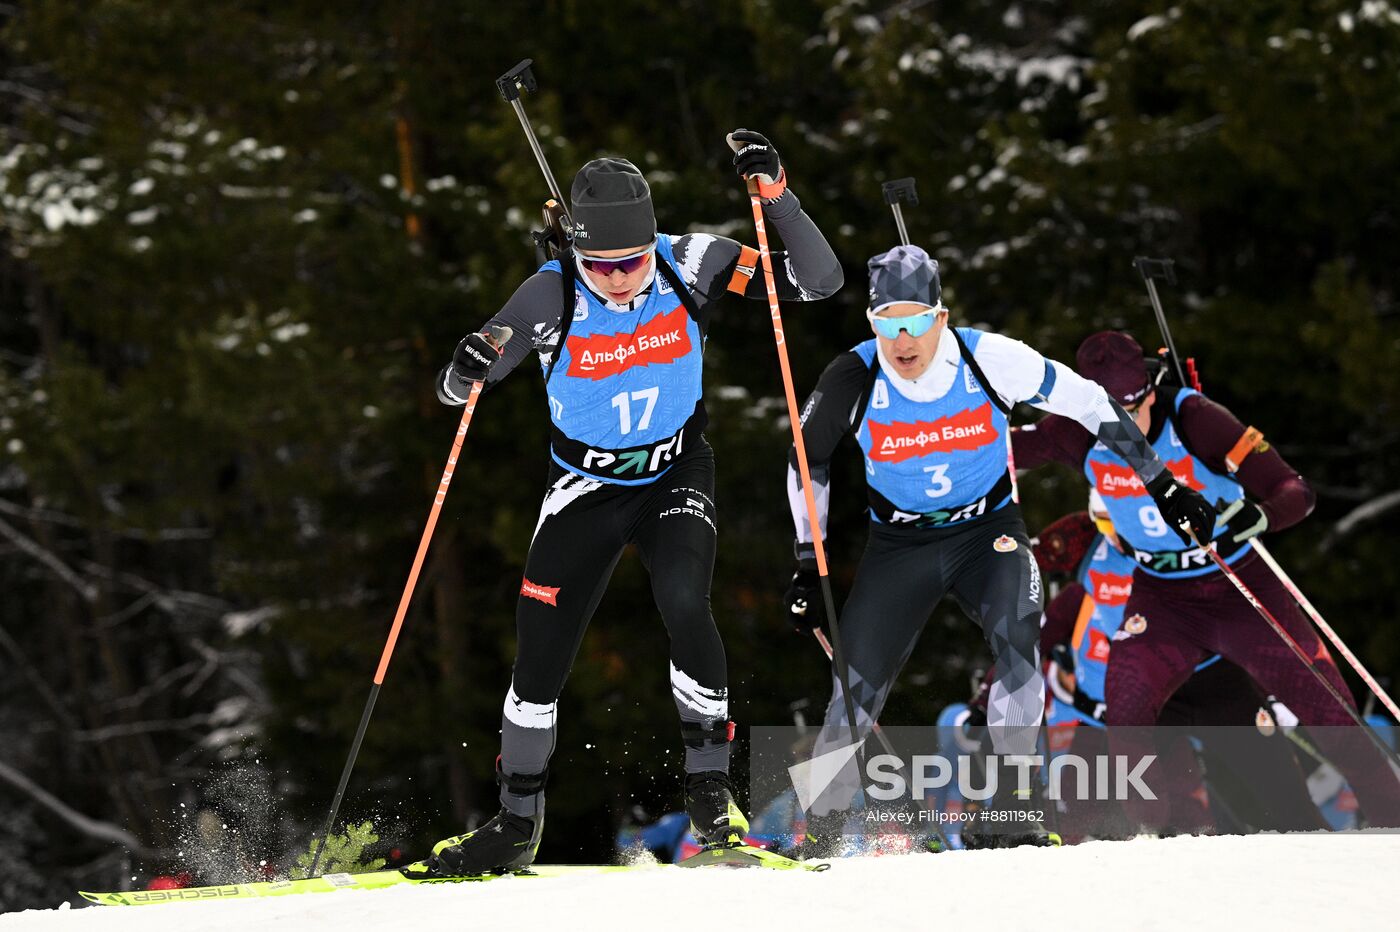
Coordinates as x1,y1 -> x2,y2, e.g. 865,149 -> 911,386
810,507 -> 1045,815
497,442 -> 728,817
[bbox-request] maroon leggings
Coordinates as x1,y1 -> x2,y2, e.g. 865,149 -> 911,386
1105,552 -> 1400,827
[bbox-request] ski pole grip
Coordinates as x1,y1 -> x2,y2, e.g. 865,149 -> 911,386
1133,256 -> 1176,285
496,59 -> 537,102
882,177 -> 918,206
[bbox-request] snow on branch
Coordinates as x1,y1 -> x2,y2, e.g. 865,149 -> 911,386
0,498 -> 212,541
75,558 -> 230,618
0,513 -> 97,602
0,760 -> 154,854
1322,489 -> 1400,552
0,622 -> 81,731
71,712 -> 222,743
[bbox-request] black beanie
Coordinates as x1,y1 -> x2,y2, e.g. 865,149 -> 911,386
570,158 -> 656,251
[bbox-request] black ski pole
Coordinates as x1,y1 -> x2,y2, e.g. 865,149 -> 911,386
881,177 -> 918,247
1132,257 -> 1191,387
813,630 -> 953,851
497,60 -> 573,260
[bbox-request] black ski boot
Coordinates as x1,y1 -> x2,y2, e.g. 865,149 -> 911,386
407,807 -> 543,877
404,766 -> 546,877
795,809 -> 850,859
962,759 -> 1061,850
684,771 -> 750,846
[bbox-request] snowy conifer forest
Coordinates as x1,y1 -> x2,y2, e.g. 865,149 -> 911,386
2,1 -> 1398,913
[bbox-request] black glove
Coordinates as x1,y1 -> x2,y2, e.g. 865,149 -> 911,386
727,129 -> 785,198
440,331 -> 502,404
1049,642 -> 1076,674
783,564 -> 822,634
1046,643 -> 1078,707
1144,471 -> 1215,546
1216,497 -> 1268,545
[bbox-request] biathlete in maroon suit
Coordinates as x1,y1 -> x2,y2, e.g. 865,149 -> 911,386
411,133 -> 844,876
1013,330 -> 1400,829
1031,507 -> 1325,837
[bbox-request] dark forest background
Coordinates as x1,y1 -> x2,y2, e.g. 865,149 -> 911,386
2,0 -> 1397,910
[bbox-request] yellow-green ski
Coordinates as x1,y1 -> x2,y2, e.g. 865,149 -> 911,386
679,843 -> 830,872
80,850 -> 827,907
78,864 -> 636,907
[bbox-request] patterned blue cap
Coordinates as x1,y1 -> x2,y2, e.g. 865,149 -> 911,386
868,244 -> 942,313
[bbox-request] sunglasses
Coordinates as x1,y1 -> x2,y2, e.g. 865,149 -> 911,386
1123,359 -> 1168,411
577,245 -> 655,277
866,306 -> 943,340
1122,390 -> 1154,414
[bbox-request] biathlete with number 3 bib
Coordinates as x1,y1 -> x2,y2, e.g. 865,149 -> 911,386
408,131 -> 843,876
783,245 -> 1214,848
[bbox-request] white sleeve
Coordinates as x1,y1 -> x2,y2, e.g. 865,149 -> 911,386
971,331 -> 1165,481
966,331 -> 1051,408
971,332 -> 1120,432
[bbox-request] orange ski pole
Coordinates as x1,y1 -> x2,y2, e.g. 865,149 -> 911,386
745,179 -> 863,751
308,326 -> 511,876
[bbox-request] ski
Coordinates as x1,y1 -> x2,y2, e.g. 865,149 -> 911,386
81,849 -> 827,906
79,864 -> 636,907
679,843 -> 830,872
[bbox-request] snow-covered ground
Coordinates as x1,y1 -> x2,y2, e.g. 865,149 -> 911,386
3,833 -> 1396,931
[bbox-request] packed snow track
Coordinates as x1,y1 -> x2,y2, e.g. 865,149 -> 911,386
3,833 -> 1395,931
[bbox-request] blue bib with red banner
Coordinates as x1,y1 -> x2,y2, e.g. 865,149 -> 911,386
1046,530 -> 1225,729
1082,388 -> 1247,578
540,233 -> 704,485
1047,536 -> 1136,727
853,328 -> 1011,527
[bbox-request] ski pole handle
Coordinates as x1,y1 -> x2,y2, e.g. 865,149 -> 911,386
881,178 -> 918,247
